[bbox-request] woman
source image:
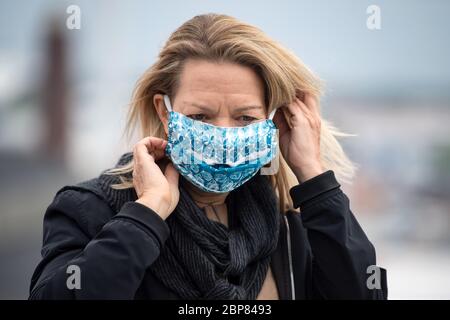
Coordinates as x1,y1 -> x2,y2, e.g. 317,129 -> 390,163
29,13 -> 387,300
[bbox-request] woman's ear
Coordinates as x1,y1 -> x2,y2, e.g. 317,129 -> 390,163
153,94 -> 169,135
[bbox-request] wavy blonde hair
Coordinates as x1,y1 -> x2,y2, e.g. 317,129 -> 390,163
106,13 -> 356,213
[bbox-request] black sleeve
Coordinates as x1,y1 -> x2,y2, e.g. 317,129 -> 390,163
290,170 -> 388,300
29,190 -> 170,299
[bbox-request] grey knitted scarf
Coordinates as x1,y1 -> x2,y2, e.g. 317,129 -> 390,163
78,152 -> 280,300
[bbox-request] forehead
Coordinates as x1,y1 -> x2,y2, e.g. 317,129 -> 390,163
176,59 -> 265,100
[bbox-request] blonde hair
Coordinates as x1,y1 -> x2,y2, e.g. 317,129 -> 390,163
106,13 -> 356,213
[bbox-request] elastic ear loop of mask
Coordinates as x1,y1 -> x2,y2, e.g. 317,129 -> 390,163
163,94 -> 172,112
268,108 -> 277,120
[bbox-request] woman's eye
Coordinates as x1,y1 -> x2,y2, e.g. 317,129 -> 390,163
238,115 -> 257,123
187,114 -> 206,121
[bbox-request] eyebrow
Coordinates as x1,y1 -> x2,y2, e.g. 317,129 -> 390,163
187,103 -> 264,112
234,105 -> 264,112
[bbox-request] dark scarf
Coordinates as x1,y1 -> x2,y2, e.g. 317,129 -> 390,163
79,152 -> 280,299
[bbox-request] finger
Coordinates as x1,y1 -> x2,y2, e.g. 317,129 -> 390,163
164,162 -> 179,189
140,137 -> 168,161
291,97 -> 318,126
286,97 -> 302,116
273,107 -> 291,135
141,136 -> 167,151
299,94 -> 322,129
134,142 -> 156,164
281,107 -> 294,129
295,96 -> 314,117
286,98 -> 310,127
303,92 -> 320,117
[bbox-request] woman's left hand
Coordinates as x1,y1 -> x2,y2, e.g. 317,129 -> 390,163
273,92 -> 325,184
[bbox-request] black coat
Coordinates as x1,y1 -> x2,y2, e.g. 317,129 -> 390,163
29,170 -> 387,300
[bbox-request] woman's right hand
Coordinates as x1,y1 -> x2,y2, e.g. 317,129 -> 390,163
133,137 -> 179,220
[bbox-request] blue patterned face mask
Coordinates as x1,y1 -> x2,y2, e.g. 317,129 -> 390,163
163,95 -> 278,193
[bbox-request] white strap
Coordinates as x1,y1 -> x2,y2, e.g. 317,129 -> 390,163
163,95 -> 172,112
268,108 -> 277,120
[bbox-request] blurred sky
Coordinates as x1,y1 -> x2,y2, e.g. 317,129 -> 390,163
1,0 -> 450,102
